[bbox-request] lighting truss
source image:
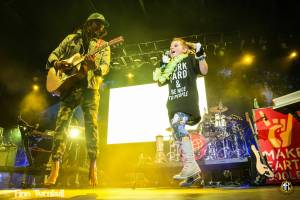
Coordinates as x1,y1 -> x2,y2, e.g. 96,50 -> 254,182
110,31 -> 241,69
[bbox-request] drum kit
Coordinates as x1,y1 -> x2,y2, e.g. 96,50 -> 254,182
200,103 -> 248,160
165,101 -> 248,162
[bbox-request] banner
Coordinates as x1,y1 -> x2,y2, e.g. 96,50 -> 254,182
190,132 -> 207,160
253,107 -> 300,183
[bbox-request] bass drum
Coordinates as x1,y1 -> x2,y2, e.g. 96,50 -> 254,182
189,131 -> 208,161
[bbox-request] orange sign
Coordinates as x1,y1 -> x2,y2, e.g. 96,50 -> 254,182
253,107 -> 300,183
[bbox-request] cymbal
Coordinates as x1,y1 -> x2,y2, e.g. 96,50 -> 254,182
229,114 -> 243,121
209,106 -> 228,113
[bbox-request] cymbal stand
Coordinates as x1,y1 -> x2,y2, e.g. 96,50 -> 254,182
167,135 -> 180,162
233,133 -> 241,158
206,137 -> 217,160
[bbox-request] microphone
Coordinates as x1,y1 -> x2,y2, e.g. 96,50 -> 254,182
162,50 -> 170,64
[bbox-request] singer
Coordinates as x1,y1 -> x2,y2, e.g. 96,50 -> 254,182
153,38 -> 208,187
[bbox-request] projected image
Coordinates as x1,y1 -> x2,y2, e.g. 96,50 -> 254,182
107,77 -> 208,144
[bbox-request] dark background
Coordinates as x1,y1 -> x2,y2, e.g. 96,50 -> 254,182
0,0 -> 299,128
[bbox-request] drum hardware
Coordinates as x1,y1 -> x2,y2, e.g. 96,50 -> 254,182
227,119 -> 248,158
232,133 -> 241,158
163,110 -> 248,162
200,109 -> 249,160
166,135 -> 180,162
209,102 -> 229,131
205,141 -> 217,160
214,113 -> 227,128
155,135 -> 167,163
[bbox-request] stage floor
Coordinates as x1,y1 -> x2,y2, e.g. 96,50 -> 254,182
0,186 -> 299,200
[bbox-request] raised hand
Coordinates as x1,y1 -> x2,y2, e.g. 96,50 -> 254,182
162,50 -> 170,64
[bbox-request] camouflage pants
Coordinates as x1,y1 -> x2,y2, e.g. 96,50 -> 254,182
52,87 -> 100,162
171,112 -> 190,141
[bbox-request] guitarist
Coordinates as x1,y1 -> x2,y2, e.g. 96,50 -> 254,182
44,12 -> 110,187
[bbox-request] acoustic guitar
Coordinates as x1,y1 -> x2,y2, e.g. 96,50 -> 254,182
46,36 -> 124,96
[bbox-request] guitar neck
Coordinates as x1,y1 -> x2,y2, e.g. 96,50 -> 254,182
70,36 -> 123,67
72,43 -> 109,67
245,112 -> 263,152
245,112 -> 274,177
87,42 -> 109,57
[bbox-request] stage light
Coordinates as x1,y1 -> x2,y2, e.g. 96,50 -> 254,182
69,127 -> 80,139
242,54 -> 254,65
32,84 -> 39,92
127,73 -> 134,79
289,51 -> 297,59
218,47 -> 225,56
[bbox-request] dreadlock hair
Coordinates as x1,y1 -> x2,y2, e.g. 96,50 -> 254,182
82,20 -> 97,43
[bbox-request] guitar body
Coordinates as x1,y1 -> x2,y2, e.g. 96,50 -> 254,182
245,112 -> 275,179
46,54 -> 90,96
46,36 -> 124,96
46,67 -> 83,96
250,145 -> 274,178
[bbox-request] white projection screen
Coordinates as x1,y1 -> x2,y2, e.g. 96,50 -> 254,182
107,77 -> 208,144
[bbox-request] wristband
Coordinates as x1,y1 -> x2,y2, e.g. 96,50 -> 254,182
195,53 -> 206,61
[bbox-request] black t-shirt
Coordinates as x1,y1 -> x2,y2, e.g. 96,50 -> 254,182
166,55 -> 203,125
